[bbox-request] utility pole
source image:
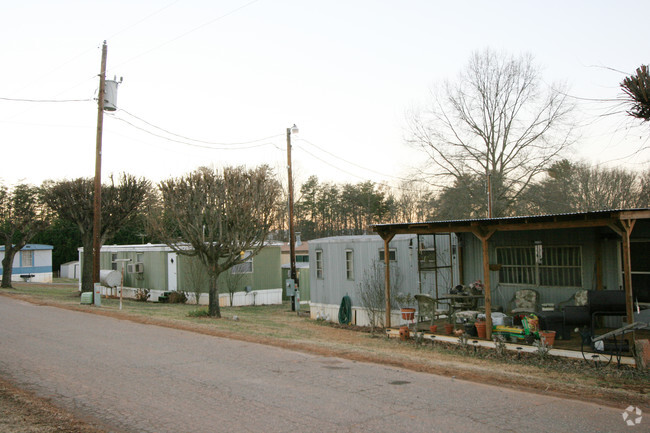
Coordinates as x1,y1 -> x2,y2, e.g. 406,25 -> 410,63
93,41 -> 107,284
286,124 -> 298,311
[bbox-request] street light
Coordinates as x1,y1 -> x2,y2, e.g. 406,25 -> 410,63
287,124 -> 298,311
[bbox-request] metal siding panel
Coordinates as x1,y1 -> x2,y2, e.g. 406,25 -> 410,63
251,246 -> 279,290
602,240 -> 622,291
485,228 -> 611,309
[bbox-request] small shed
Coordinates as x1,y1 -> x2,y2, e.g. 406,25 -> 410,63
60,261 -> 80,279
0,244 -> 53,283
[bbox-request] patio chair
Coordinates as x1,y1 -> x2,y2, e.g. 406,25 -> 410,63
558,289 -> 589,310
507,288 -> 541,316
414,294 -> 446,331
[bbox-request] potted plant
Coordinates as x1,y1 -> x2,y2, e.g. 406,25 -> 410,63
469,279 -> 484,295
395,293 -> 416,321
444,311 -> 455,335
474,319 -> 487,339
464,319 -> 478,337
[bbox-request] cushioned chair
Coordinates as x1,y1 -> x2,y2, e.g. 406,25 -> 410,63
508,288 -> 541,316
414,294 -> 446,331
558,289 -> 589,310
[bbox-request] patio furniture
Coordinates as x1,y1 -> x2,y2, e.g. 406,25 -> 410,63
558,289 -> 589,311
454,310 -> 479,323
438,293 -> 483,314
537,311 -> 570,340
507,289 -> 541,316
587,290 -> 626,336
414,294 -> 446,331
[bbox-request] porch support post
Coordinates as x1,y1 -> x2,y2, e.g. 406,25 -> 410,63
471,228 -> 496,340
381,233 -> 395,328
608,219 -> 636,326
621,220 -> 636,326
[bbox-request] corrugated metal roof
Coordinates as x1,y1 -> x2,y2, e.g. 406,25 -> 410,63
0,244 -> 53,251
309,233 -> 416,243
372,208 -> 650,229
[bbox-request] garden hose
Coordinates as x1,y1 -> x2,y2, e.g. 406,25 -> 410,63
338,295 -> 352,325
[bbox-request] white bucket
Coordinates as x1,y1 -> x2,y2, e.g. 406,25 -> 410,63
478,312 -> 507,326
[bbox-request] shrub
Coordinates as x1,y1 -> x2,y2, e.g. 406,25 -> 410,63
169,291 -> 188,304
187,308 -> 210,318
134,288 -> 150,302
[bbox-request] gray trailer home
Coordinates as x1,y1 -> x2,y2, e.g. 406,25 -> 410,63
309,234 -> 459,326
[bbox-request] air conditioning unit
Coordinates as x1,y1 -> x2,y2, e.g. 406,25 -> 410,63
127,263 -> 145,274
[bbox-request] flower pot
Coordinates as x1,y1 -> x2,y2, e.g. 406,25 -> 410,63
399,325 -> 410,341
444,323 -> 454,335
429,325 -> 438,334
401,308 -> 416,321
475,321 -> 487,339
539,330 -> 556,347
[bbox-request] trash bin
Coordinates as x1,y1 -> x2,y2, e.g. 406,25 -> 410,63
80,292 -> 93,305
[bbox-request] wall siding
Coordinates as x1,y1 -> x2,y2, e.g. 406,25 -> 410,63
460,227 -> 628,309
310,235 -> 427,307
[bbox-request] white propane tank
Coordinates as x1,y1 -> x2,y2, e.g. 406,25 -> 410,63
100,270 -> 121,288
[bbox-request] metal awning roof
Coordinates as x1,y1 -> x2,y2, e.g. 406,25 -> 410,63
372,208 -> 650,237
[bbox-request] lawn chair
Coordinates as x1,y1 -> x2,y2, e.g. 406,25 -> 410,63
414,294 -> 446,331
507,288 -> 541,316
558,289 -> 589,310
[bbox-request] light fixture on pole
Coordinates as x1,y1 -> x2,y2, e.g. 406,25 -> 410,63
286,124 -> 299,311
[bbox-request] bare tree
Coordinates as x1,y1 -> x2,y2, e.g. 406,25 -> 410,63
407,49 -> 575,217
0,184 -> 50,288
223,269 -> 248,307
356,260 -> 402,332
42,174 -> 151,291
150,165 -> 281,318
183,256 -> 209,305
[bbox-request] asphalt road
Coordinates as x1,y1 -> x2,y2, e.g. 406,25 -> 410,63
0,296 -> 639,432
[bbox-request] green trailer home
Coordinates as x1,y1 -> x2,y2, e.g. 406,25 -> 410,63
79,243 -> 284,305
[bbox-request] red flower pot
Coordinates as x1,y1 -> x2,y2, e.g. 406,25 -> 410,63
539,330 -> 556,347
401,308 -> 415,321
475,321 -> 487,339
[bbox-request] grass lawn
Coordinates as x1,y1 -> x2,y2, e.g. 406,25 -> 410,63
2,281 -> 649,409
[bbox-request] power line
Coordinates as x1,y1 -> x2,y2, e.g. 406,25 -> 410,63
298,138 -> 413,183
108,0 -> 261,72
106,112 -> 282,150
107,0 -> 182,42
116,108 -> 283,145
294,145 -> 417,193
0,96 -> 92,103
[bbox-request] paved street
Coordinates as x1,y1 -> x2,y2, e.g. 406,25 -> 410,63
0,296 -> 638,432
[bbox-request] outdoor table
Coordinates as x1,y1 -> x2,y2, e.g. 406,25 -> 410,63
437,294 -> 484,315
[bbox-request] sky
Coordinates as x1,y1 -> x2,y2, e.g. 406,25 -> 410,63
1,0 -> 648,191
